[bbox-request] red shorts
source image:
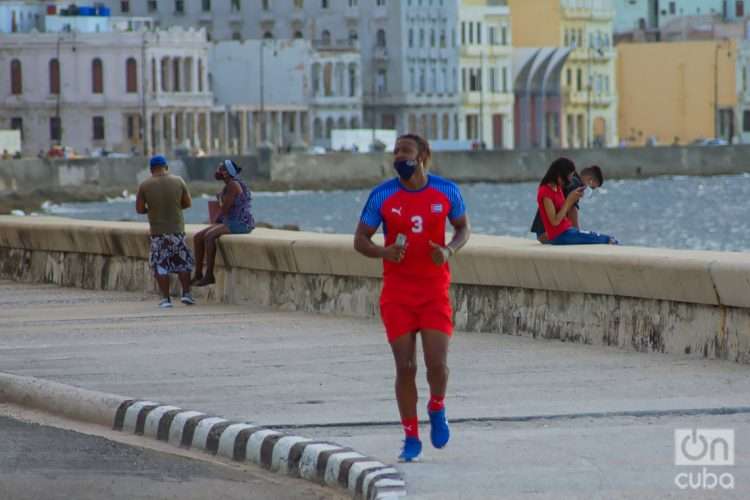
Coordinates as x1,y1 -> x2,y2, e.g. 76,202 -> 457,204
379,276 -> 453,343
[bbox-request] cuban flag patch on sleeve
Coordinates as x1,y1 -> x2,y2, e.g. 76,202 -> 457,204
431,203 -> 443,213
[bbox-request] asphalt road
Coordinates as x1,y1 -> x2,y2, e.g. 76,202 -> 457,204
2,281 -> 749,498
0,414 -> 338,500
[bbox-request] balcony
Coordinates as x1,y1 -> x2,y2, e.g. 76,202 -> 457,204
312,38 -> 360,52
373,46 -> 388,60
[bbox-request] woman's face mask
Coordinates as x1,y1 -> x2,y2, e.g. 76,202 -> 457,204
394,159 -> 417,181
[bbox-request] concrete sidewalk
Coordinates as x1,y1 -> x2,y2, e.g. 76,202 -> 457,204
2,281 -> 749,498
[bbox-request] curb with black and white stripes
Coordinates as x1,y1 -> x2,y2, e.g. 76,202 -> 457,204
113,399 -> 407,500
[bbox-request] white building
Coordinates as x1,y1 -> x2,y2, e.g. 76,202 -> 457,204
99,0 -> 463,141
0,11 -> 213,156
458,0 -> 514,149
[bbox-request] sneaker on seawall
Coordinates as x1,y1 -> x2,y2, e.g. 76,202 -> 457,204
180,293 -> 196,305
158,298 -> 173,309
398,437 -> 422,463
428,407 -> 450,449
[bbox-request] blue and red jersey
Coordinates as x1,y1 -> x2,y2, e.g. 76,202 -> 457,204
359,174 -> 466,286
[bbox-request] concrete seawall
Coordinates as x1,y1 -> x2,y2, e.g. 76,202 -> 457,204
2,145 -> 750,193
1,216 -> 749,364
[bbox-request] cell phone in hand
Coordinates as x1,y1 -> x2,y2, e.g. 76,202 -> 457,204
396,233 -> 407,247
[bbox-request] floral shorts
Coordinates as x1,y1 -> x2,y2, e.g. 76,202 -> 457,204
149,233 -> 195,276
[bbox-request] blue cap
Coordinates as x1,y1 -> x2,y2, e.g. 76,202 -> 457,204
149,155 -> 167,168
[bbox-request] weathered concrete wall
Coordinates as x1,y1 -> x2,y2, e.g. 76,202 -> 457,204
0,157 -> 187,192
1,216 -> 749,363
3,144 -> 750,193
271,145 -> 750,186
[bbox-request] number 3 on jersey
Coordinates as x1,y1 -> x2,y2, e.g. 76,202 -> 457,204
410,215 -> 423,233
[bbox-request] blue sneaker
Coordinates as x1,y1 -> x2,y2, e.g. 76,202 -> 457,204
398,436 -> 422,462
428,408 -> 450,449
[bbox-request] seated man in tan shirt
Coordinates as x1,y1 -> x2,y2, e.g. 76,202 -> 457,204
136,155 -> 195,308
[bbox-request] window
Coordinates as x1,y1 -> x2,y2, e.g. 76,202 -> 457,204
430,67 -> 436,93
294,31 -> 303,39
10,117 -> 23,140
501,25 -> 507,45
490,67 -> 497,93
502,66 -> 507,93
376,29 -> 386,47
738,0 -> 745,17
126,58 -> 138,93
576,68 -> 582,91
376,69 -> 387,95
349,30 -> 357,43
461,22 -> 465,45
175,0 -> 184,13
419,68 -> 425,93
263,31 -> 273,39
321,0 -> 328,7
198,59 -> 204,92
127,115 -> 136,140
262,0 -> 269,9
120,1 -> 130,13
440,29 -> 446,48
410,68 -> 415,92
93,116 -> 105,141
50,117 -> 61,141
49,59 -> 60,95
408,28 -> 413,47
294,0 -> 303,7
231,0 -> 240,11
477,22 -> 482,44
321,29 -> 331,45
461,67 -> 466,92
430,29 -> 435,48
566,68 -> 572,86
744,110 -> 750,132
348,0 -> 358,5
202,0 -> 210,11
376,0 -> 385,5
10,59 -> 22,95
669,1 -> 675,14
232,31 -> 241,40
468,21 -> 473,44
489,27 -> 497,45
92,58 -> 103,94
148,0 -> 157,12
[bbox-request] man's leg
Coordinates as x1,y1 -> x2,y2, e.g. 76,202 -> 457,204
422,329 -> 451,448
155,272 -> 170,299
178,272 -> 191,294
389,332 -> 421,460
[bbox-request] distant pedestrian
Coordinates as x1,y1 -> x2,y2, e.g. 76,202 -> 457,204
135,155 -> 196,308
192,160 -> 254,286
354,133 -> 471,462
536,158 -> 617,245
530,164 -> 604,243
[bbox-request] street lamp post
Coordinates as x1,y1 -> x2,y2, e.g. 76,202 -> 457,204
259,39 -> 265,144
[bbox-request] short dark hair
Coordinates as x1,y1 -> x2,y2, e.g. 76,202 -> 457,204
396,133 -> 432,167
581,165 -> 604,186
540,157 -> 576,187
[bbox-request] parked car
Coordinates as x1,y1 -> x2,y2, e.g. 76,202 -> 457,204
690,138 -> 729,147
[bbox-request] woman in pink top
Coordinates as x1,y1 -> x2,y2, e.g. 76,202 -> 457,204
537,158 -> 617,245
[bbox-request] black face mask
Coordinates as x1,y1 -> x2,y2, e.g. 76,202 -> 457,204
394,159 -> 417,181
214,172 -> 224,181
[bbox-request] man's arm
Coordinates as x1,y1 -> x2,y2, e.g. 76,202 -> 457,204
180,183 -> 192,209
135,187 -> 148,214
354,223 -> 404,262
429,214 -> 471,265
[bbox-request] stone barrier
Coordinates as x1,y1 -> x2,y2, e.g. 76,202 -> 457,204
1,216 -> 748,363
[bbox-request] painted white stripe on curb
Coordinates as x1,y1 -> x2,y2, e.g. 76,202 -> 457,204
271,436 -> 312,474
246,429 -> 281,465
299,443 -> 343,481
363,467 -> 399,499
143,405 -> 181,439
324,451 -> 365,486
167,411 -> 205,447
216,423 -> 257,460
191,417 -> 227,450
347,461 -> 386,494
122,401 -> 159,434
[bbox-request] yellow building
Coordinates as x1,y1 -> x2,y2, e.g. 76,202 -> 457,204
459,0 -> 515,149
509,0 -> 618,147
617,40 -> 737,146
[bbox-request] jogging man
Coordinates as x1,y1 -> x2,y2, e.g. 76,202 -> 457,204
354,134 -> 471,462
136,155 -> 195,308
